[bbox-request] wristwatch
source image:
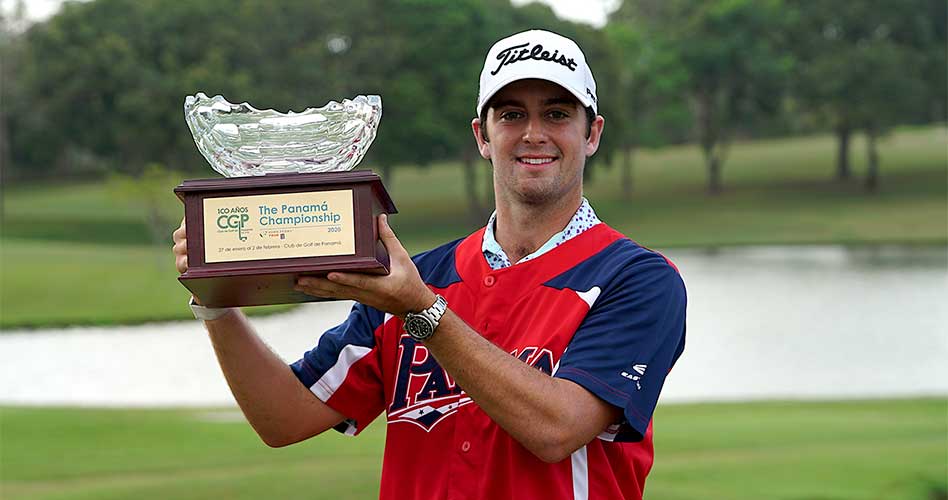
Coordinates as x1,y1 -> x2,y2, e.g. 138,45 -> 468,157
189,296 -> 236,321
403,295 -> 447,341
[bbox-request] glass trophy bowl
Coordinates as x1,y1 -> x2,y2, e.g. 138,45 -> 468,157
175,93 -> 395,308
184,93 -> 382,177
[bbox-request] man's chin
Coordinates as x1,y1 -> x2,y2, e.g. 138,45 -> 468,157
513,185 -> 561,206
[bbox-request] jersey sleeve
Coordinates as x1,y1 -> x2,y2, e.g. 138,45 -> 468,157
290,302 -> 387,436
553,255 -> 686,442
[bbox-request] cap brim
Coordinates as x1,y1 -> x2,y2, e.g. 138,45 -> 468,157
476,74 -> 595,116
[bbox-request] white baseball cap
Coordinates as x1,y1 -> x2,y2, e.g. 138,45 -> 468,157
476,29 -> 598,116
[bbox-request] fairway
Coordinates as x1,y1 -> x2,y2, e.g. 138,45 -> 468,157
1,399 -> 944,499
2,126 -> 945,328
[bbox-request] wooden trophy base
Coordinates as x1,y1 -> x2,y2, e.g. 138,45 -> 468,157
174,170 -> 396,308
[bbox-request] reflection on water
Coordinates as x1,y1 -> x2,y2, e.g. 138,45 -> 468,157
0,245 -> 945,406
692,244 -> 947,270
661,244 -> 947,402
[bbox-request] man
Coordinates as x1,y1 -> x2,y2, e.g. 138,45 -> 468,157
173,29 -> 686,500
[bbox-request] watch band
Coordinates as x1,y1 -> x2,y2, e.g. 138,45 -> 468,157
189,296 -> 236,321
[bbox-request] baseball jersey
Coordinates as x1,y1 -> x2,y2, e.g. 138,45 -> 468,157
291,223 -> 687,500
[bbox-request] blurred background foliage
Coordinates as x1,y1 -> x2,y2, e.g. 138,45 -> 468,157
1,0 -> 943,191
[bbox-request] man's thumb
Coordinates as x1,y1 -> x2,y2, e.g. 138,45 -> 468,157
378,214 -> 397,244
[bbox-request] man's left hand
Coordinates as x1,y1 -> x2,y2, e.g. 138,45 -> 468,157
294,214 -> 436,317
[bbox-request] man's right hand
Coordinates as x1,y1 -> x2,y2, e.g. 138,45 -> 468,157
172,217 -> 188,274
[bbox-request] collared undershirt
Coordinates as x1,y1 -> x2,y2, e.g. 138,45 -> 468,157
481,197 -> 601,270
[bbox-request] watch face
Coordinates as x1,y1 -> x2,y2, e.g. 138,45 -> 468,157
407,317 -> 433,339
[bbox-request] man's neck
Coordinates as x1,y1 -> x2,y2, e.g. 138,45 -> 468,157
493,194 -> 583,264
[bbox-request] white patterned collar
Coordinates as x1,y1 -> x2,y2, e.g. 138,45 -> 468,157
482,198 -> 601,270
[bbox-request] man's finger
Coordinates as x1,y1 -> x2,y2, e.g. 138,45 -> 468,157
297,276 -> 333,290
326,272 -> 372,290
378,214 -> 399,246
173,218 -> 186,242
378,214 -> 411,260
173,240 -> 187,256
297,276 -> 350,296
296,278 -> 364,302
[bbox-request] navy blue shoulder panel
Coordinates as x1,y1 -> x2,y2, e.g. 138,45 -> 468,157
544,238 -> 671,291
411,236 -> 465,288
547,236 -> 687,442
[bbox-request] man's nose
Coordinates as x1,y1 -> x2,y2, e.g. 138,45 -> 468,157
522,116 -> 548,144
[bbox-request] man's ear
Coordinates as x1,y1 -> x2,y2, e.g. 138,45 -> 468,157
585,115 -> 605,157
471,117 -> 491,160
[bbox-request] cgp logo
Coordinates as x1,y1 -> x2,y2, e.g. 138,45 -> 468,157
216,206 -> 250,241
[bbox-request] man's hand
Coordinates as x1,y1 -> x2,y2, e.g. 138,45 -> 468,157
294,214 -> 436,317
172,217 -> 188,274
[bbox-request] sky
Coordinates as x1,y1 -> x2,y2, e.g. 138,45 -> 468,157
4,0 -> 620,28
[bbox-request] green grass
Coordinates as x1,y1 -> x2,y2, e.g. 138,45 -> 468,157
0,407 -> 384,500
1,239 -> 185,327
646,399 -> 948,500
0,239 -> 292,328
2,125 -> 945,328
1,399 -> 944,499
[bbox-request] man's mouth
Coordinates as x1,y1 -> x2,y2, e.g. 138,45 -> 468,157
517,156 -> 558,166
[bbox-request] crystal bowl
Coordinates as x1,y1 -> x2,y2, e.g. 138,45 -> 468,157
184,93 -> 382,177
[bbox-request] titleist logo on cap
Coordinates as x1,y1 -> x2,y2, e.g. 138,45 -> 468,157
490,42 -> 578,76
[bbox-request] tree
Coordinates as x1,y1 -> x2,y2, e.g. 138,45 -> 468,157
604,16 -> 687,198
0,0 -> 29,216
617,0 -> 794,194
788,1 -> 941,186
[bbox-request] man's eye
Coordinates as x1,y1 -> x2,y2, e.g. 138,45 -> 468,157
500,111 -> 524,121
548,110 -> 569,120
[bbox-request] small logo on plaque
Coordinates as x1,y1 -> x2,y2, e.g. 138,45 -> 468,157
215,206 -> 251,241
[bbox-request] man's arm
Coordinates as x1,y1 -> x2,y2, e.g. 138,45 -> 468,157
295,215 -> 621,463
423,311 -> 622,463
173,219 -> 345,447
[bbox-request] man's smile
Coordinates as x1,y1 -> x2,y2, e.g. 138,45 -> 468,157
516,155 -> 559,168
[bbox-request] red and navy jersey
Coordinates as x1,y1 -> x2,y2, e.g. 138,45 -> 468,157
291,223 -> 686,500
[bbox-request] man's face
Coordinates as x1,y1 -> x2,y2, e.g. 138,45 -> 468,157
472,79 -> 604,207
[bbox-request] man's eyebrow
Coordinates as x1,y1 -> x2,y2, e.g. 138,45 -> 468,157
490,99 -> 524,110
490,96 -> 578,110
544,97 -> 579,107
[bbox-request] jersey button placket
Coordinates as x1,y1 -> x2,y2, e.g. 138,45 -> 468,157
449,404 -> 482,500
484,275 -> 496,287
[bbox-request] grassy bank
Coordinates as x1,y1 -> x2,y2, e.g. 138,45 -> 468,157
1,398 -> 944,499
0,240 -> 291,328
2,126 -> 945,328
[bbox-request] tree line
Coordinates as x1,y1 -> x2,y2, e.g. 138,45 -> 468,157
1,0 -> 944,207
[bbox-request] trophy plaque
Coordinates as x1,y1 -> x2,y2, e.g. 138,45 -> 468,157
175,93 -> 394,308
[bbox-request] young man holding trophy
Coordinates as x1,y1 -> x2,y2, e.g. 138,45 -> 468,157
173,30 -> 686,500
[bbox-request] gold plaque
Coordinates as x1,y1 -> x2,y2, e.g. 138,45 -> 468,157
202,190 -> 355,263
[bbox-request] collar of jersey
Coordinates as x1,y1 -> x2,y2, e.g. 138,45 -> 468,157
454,221 -> 625,301
481,197 -> 601,270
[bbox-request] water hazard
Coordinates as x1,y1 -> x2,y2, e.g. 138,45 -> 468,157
1,245 -> 945,406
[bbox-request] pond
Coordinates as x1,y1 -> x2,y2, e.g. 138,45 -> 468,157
1,245 -> 944,406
